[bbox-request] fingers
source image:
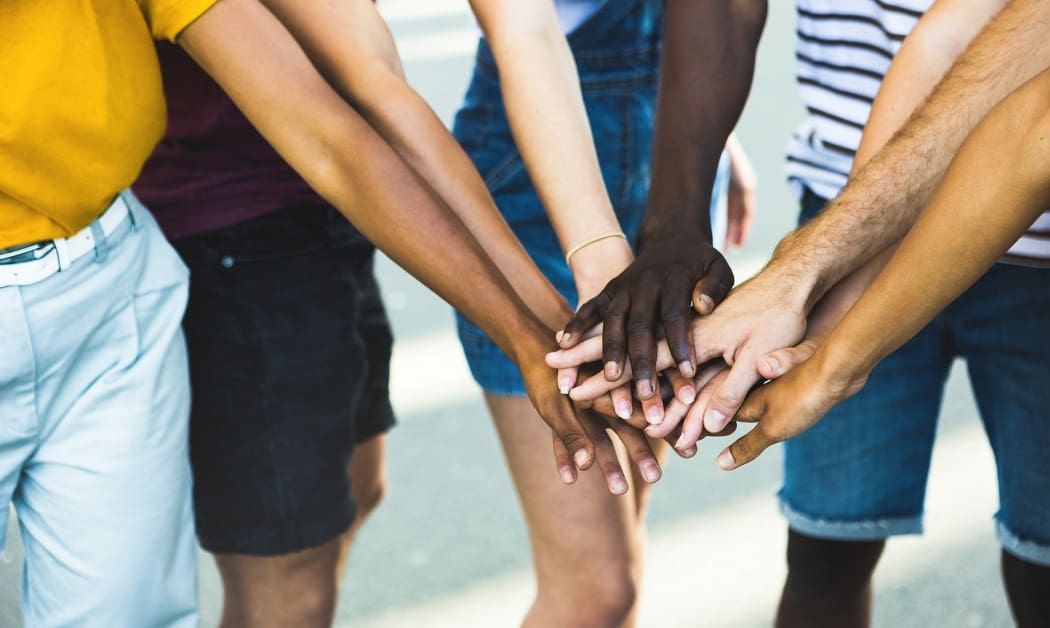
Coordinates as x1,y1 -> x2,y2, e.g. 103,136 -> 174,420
581,411 -> 629,495
546,335 -> 604,369
717,423 -> 776,470
660,271 -> 697,378
702,351 -> 761,434
691,256 -> 734,315
626,281 -> 660,398
590,390 -> 649,430
605,418 -> 662,484
569,364 -> 633,402
556,365 -> 579,395
757,341 -> 817,380
675,367 -> 728,453
551,433 -> 577,484
559,292 -> 610,349
610,384 -> 636,421
664,368 -> 696,406
601,291 -> 631,381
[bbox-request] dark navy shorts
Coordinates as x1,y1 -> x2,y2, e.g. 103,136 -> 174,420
779,188 -> 1050,567
451,0 -> 728,396
174,204 -> 395,556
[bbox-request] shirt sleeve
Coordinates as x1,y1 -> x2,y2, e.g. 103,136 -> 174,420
138,0 -> 221,42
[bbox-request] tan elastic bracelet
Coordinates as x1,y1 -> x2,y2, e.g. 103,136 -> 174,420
564,231 -> 628,267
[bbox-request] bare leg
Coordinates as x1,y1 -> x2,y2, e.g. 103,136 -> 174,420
487,394 -> 655,628
1002,549 -> 1050,628
216,435 -> 387,628
775,530 -> 885,628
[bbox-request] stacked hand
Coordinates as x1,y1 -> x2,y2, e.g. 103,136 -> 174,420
546,264 -> 861,470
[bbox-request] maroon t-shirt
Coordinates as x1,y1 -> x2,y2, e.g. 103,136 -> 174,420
134,43 -> 324,241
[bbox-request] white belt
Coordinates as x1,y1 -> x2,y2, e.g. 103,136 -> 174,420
0,195 -> 131,288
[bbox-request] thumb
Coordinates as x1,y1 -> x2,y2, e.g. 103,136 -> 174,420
757,341 -> 818,380
716,425 -> 775,470
691,259 -> 734,315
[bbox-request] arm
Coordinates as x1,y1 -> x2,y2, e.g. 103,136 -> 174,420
559,0 -> 767,398
756,0 -> 1005,379
721,67 -> 1050,470
766,0 -> 1040,311
260,0 -> 571,329
678,0 -> 1041,435
470,0 -> 633,301
177,0 -> 597,479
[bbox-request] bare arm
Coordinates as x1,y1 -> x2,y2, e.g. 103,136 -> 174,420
177,0 -> 598,477
558,0 -> 766,397
471,0 -> 634,299
723,67 -> 1050,469
679,0 -> 1046,436
757,0 -> 1006,378
260,0 -> 571,329
769,0 -> 1047,311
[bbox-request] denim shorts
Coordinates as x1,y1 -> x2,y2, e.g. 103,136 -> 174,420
173,204 -> 395,556
780,188 -> 1050,566
451,0 -> 728,396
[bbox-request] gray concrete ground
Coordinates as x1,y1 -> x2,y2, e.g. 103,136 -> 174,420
0,2 -> 1016,626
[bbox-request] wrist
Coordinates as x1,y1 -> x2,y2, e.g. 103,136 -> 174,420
569,237 -> 633,295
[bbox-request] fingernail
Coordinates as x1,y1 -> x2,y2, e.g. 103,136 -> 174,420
645,404 -> 663,425
556,330 -> 564,343
637,379 -> 654,399
609,473 -> 628,494
641,460 -> 661,483
679,361 -> 696,379
615,400 -> 633,420
573,449 -> 591,469
678,385 -> 696,405
560,467 -> 576,484
761,356 -> 781,377
698,294 -> 715,315
560,332 -> 573,346
706,409 -> 728,432
604,361 -> 620,380
674,433 -> 688,451
717,449 -> 736,470
681,446 -> 697,458
558,377 -> 571,395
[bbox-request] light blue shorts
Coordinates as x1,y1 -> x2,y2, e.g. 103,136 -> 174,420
0,191 -> 198,626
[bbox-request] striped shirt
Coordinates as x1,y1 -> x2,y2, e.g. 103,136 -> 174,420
786,0 -> 1050,266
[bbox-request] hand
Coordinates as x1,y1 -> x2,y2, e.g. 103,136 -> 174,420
725,134 -> 757,250
550,270 -> 808,435
518,342 -> 599,483
558,237 -> 734,407
716,348 -> 869,470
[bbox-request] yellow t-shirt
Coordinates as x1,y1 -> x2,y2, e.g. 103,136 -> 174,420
0,0 -> 218,248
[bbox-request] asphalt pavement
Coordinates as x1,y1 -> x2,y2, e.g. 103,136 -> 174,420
0,2 -> 1015,626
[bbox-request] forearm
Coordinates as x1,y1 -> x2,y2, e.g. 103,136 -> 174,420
770,0 -> 1050,310
262,0 -> 570,328
179,0 -> 555,361
475,2 -> 630,287
819,69 -> 1050,381
641,0 -> 767,246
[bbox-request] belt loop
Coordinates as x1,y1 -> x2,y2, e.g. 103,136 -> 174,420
90,219 -> 108,263
53,236 -> 71,271
122,190 -> 140,231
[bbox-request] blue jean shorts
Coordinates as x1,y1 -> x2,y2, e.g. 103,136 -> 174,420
451,0 -> 728,396
780,188 -> 1050,566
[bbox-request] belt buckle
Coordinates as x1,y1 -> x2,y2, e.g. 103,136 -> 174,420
0,242 -> 55,266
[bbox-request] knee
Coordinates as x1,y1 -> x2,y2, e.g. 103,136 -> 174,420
784,530 -> 884,596
536,568 -> 638,627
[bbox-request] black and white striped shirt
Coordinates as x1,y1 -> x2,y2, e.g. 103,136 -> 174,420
785,0 -> 1050,266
